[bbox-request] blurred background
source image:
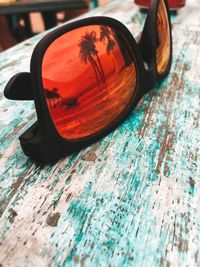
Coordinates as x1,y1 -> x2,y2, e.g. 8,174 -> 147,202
0,0 -> 111,52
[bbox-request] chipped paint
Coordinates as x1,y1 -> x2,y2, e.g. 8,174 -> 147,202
46,212 -> 61,227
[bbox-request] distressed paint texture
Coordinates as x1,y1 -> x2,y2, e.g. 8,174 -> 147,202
0,0 -> 200,266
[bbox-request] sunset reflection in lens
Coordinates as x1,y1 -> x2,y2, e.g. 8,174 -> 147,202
42,25 -> 137,140
156,0 -> 171,75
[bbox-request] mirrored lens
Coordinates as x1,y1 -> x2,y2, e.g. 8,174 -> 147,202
42,25 -> 137,140
156,0 -> 171,75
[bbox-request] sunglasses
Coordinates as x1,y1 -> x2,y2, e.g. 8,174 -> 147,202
4,0 -> 172,163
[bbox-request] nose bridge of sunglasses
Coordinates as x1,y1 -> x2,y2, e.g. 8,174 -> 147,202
4,72 -> 34,101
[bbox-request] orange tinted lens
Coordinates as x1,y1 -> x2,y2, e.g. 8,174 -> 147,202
42,25 -> 137,140
156,0 -> 171,74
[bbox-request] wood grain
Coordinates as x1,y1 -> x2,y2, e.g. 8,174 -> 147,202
0,0 -> 200,266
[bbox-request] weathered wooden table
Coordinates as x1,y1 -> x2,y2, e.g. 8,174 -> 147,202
0,0 -> 199,266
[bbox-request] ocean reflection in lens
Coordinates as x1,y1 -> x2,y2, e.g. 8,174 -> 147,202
42,25 -> 137,140
156,0 -> 171,74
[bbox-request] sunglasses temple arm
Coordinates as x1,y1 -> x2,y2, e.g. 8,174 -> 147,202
4,72 -> 34,101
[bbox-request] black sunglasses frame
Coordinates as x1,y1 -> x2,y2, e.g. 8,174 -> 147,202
4,0 -> 172,163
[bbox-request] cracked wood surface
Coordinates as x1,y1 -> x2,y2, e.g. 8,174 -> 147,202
0,0 -> 200,266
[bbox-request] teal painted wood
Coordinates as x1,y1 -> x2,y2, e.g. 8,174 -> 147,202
0,0 -> 200,266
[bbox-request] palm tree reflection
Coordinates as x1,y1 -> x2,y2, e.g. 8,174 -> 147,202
44,88 -> 61,108
100,26 -> 116,55
44,88 -> 78,108
79,31 -> 105,87
79,26 -> 132,87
